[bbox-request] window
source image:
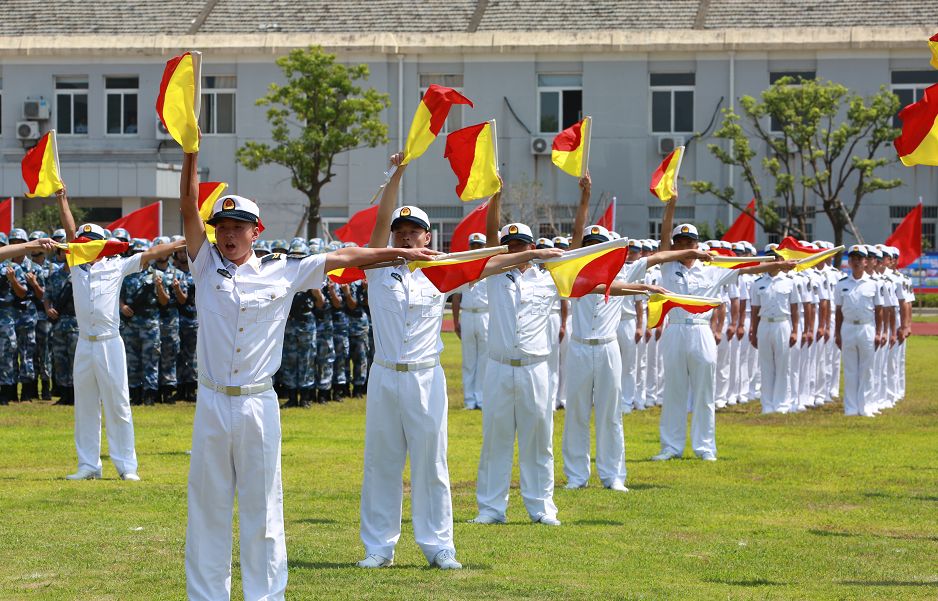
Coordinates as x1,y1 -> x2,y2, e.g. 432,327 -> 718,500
56,77 -> 88,135
765,206 -> 815,244
105,76 -> 139,135
891,71 -> 938,128
648,205 -> 695,240
538,74 -> 582,134
200,75 -> 236,134
423,205 -> 463,252
650,73 -> 694,134
768,71 -> 816,132
419,74 -> 463,134
891,205 -> 937,250
0,76 -> 3,136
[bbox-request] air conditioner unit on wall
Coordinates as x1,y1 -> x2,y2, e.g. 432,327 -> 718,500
657,135 -> 685,155
156,117 -> 174,140
23,97 -> 50,120
530,136 -> 551,155
16,121 -> 40,140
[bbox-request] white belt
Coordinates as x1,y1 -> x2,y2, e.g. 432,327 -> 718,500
671,318 -> 711,326
847,319 -> 873,325
765,317 -> 789,323
199,373 -> 273,396
374,358 -> 440,372
461,307 -> 486,314
491,355 -> 548,367
572,335 -> 617,346
80,332 -> 119,342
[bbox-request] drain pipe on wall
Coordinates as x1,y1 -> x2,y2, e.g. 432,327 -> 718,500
398,53 -> 405,203
728,50 -> 735,227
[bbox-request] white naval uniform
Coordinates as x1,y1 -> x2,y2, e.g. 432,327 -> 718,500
642,265 -> 664,407
873,273 -> 898,409
787,273 -> 807,411
617,266 -> 643,412
563,259 -> 647,488
476,266 -> 559,522
733,273 -> 753,404
715,282 -> 738,408
798,271 -> 821,409
657,260 -> 739,458
823,265 -> 843,400
835,273 -> 882,416
361,264 -> 454,563
812,270 -> 833,406
185,241 -> 326,601
750,272 -> 798,414
547,301 -> 562,408
743,273 -> 762,403
458,281 -> 488,409
71,254 -> 143,476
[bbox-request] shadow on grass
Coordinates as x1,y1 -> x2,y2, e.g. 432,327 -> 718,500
626,483 -> 670,491
295,518 -> 338,525
809,528 -> 938,542
572,519 -> 624,526
839,580 -> 938,587
863,491 -> 938,503
289,559 -> 492,571
705,578 -> 784,586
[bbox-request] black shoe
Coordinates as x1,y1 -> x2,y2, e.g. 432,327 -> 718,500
162,386 -> 176,404
19,380 -> 37,402
0,384 -> 9,406
351,384 -> 364,397
143,389 -> 156,406
280,388 -> 298,409
129,387 -> 141,406
317,388 -> 330,403
300,388 -> 313,409
41,378 -> 53,401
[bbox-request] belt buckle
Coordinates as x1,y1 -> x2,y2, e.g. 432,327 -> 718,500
395,363 -> 408,372
509,359 -> 522,367
225,385 -> 242,396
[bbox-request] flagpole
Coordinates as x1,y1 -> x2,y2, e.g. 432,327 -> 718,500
672,145 -> 686,199
51,129 -> 62,181
490,119 -> 499,174
191,51 -> 203,121
581,116 -> 592,177
612,195 -> 617,232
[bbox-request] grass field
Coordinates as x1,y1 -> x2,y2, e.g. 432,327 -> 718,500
0,334 -> 936,600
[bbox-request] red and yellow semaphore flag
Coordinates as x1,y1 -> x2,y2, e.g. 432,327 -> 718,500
649,146 -> 685,202
197,182 -> 228,244
402,84 -> 474,165
63,237 -> 130,267
22,130 -> 64,198
646,293 -> 722,329
156,51 -> 202,153
444,121 -> 501,201
894,83 -> 938,166
773,236 -> 822,262
540,238 -> 629,299
328,267 -> 366,285
408,247 -> 507,294
929,33 -> 938,70
707,255 -> 766,270
551,117 -> 591,177
793,245 -> 844,272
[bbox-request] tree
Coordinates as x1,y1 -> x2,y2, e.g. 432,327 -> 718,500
21,203 -> 86,234
236,46 -> 390,238
691,77 -> 902,246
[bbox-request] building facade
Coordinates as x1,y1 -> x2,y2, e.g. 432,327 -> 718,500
1,2 -> 937,248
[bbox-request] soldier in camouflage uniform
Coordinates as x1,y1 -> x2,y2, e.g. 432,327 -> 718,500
0,233 -> 21,405
329,280 -> 350,400
121,240 -> 162,406
28,231 -> 54,399
344,280 -> 370,397
153,236 -> 187,403
44,248 -> 79,405
313,281 -> 335,403
9,229 -> 42,402
279,240 -> 318,408
173,237 -> 198,402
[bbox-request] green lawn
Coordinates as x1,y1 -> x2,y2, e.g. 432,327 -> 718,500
1,334 -> 936,600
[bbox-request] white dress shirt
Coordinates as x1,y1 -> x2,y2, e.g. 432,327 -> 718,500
368,264 -> 445,364
486,266 -> 559,361
834,274 -> 883,322
750,273 -> 799,319
658,260 -> 738,321
190,240 -> 325,386
71,254 -> 142,337
571,258 -> 647,340
459,280 -> 488,311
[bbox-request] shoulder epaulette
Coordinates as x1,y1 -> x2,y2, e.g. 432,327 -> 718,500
261,253 -> 285,264
838,274 -> 848,280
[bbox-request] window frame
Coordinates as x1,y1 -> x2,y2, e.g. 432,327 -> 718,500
200,75 -> 237,136
649,73 -> 695,135
890,205 -> 937,250
537,74 -> 583,135
103,76 -> 140,137
55,77 -> 90,137
768,71 -> 816,134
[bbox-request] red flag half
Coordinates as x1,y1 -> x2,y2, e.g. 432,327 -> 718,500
328,267 -> 367,284
0,197 -> 11,233
449,201 -> 489,253
409,256 -> 493,294
335,205 -> 379,246
721,199 -> 756,243
774,236 -> 822,261
596,198 -> 615,231
107,202 -> 161,239
885,203 -> 922,268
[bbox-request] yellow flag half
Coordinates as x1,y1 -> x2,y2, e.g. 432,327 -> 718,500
551,117 -> 590,177
540,238 -> 629,298
646,293 -> 722,329
22,130 -> 64,198
443,121 -> 501,201
156,51 -> 201,153
649,146 -> 684,202
793,246 -> 844,272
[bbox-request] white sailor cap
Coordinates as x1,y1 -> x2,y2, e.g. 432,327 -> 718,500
208,195 -> 261,226
391,205 -> 430,231
552,236 -> 570,248
468,232 -> 487,245
583,225 -> 611,244
535,237 -> 554,248
499,223 -> 534,244
672,223 -> 699,240
75,223 -> 108,240
764,243 -> 778,254
847,244 -> 868,257
731,242 -> 746,253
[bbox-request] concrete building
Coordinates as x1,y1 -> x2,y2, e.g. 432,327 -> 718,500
1,1 -> 937,249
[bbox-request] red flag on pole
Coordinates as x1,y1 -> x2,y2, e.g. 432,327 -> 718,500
596,197 -> 615,231
0,197 -> 12,233
721,199 -> 756,243
885,202 -> 923,268
335,205 -> 379,246
106,201 -> 161,239
449,201 -> 489,253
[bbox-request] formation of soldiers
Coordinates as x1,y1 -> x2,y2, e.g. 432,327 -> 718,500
0,229 -> 374,407
454,236 -> 913,421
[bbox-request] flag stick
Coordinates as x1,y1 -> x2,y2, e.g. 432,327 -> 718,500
191,51 -> 203,120
490,119 -> 499,173
51,130 -> 62,184
672,145 -> 686,199
581,116 -> 592,176
158,200 -> 163,237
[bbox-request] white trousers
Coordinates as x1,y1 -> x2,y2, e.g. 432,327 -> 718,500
547,312 -> 561,407
747,332 -> 761,401
798,340 -> 817,409
841,323 -> 875,416
757,321 -> 792,413
726,333 -> 740,404
898,340 -> 907,399
476,358 -> 557,521
872,342 -> 887,408
659,324 -> 718,457
185,386 -> 286,601
715,335 -> 730,407
73,336 -> 137,475
617,317 -> 639,411
460,312 -> 489,409
829,317 -> 841,399
635,333 -> 647,406
562,341 -> 626,488
885,340 -> 899,405
360,364 -> 454,562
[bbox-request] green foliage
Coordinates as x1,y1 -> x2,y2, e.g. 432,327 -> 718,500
691,77 -> 902,246
0,333 -> 936,599
20,203 -> 86,235
236,46 -> 390,237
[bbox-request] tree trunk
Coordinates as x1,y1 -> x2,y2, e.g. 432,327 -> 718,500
305,187 -> 322,240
